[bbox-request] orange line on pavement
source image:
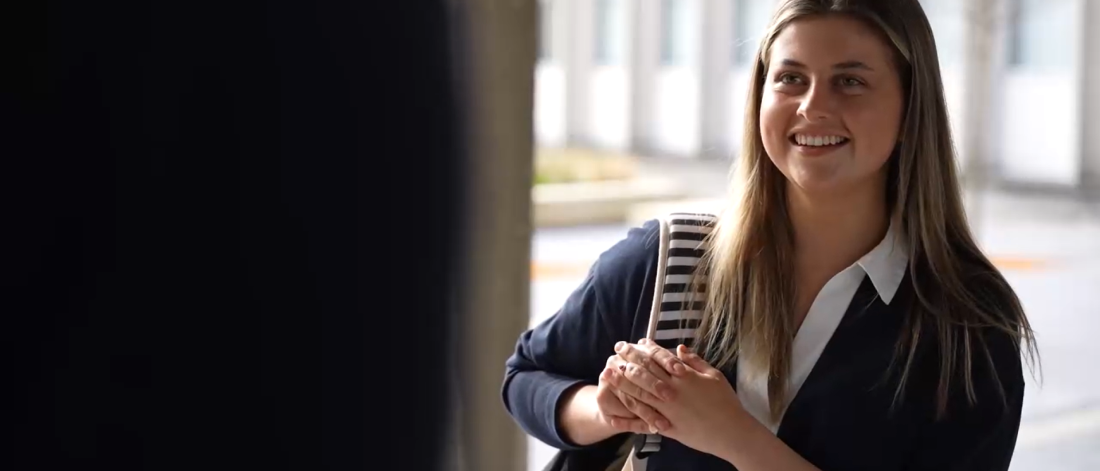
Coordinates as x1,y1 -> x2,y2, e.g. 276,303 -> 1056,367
989,257 -> 1048,271
530,261 -> 591,280
532,257 -> 1048,281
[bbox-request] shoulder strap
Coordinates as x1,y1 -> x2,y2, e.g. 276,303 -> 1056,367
645,212 -> 716,346
632,212 -> 717,462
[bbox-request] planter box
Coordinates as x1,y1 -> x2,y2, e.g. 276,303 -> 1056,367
626,197 -> 729,227
532,177 -> 686,227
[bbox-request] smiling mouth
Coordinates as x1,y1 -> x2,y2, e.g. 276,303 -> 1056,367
789,134 -> 850,148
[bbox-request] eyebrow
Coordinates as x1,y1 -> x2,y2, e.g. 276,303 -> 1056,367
779,59 -> 875,71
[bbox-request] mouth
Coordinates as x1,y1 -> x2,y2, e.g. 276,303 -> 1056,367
788,133 -> 850,150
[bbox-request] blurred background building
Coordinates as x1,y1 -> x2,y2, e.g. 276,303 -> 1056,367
534,0 -> 1098,190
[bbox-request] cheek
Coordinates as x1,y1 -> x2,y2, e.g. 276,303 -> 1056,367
758,95 -> 791,158
850,107 -> 901,163
849,95 -> 904,162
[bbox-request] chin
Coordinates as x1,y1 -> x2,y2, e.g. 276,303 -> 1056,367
789,178 -> 846,196
785,167 -> 854,196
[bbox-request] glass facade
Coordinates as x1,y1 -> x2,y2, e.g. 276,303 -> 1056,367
920,0 -> 965,67
1009,0 -> 1075,70
660,0 -> 692,67
733,0 -> 775,66
594,0 -> 628,65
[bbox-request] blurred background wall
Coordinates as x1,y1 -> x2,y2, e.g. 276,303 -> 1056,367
534,0 -> 1099,191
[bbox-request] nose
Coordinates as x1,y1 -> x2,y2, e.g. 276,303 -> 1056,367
797,83 -> 835,122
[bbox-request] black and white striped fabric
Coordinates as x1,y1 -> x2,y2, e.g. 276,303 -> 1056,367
632,212 -> 717,462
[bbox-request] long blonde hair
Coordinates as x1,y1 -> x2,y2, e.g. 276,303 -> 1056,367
695,0 -> 1038,421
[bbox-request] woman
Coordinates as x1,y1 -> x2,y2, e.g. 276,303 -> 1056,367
503,0 -> 1038,469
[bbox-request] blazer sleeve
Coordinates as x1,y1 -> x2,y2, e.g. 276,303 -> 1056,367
904,327 -> 1027,471
501,220 -> 660,450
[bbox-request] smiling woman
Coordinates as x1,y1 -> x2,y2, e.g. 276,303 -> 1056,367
504,1 -> 1038,470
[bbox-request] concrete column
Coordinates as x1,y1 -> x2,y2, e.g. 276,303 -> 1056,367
983,0 -> 1012,178
565,0 -> 596,146
1080,0 -> 1100,196
549,0 -> 570,64
629,0 -> 660,155
960,0 -> 1007,235
447,0 -> 535,470
699,0 -> 734,160
960,0 -> 1001,183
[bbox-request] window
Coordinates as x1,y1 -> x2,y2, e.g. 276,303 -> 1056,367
920,0 -> 964,67
660,0 -> 692,66
1008,0 -> 1074,70
733,0 -> 774,66
594,0 -> 627,65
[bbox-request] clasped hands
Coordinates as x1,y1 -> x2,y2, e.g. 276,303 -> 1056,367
596,339 -> 749,458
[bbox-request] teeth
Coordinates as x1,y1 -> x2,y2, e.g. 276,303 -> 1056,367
795,134 -> 846,147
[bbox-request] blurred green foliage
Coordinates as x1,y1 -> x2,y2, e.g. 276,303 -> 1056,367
534,147 -> 637,185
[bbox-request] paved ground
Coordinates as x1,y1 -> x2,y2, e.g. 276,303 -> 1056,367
524,188 -> 1100,471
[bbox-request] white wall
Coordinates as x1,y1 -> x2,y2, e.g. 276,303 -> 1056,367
589,66 -> 633,149
998,0 -> 1082,186
535,64 -> 567,147
1001,74 -> 1081,186
655,68 -> 702,156
940,69 -> 966,169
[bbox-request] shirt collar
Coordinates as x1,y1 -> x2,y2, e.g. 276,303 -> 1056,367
855,218 -> 909,305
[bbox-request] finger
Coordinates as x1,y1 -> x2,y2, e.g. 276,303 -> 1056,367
621,360 -> 675,402
606,365 -> 665,404
604,353 -> 624,369
614,341 -> 673,382
677,344 -> 718,375
614,389 -> 671,433
597,369 -> 638,418
640,338 -> 687,377
608,417 -> 655,435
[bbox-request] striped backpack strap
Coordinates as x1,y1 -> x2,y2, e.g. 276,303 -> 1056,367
632,212 -> 717,461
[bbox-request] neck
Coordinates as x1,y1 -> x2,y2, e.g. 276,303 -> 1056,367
786,182 -> 889,275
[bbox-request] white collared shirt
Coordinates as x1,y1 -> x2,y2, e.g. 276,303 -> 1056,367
736,221 -> 910,432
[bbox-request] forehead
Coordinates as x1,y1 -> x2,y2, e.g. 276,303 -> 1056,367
767,15 -> 895,69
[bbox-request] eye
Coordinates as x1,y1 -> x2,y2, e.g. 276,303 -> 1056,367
838,76 -> 865,87
777,73 -> 804,85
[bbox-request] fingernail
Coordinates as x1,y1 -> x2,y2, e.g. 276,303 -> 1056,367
639,338 -> 649,345
618,364 -> 627,373
615,341 -> 625,352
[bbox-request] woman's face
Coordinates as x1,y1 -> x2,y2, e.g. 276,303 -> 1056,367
759,15 -> 905,197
